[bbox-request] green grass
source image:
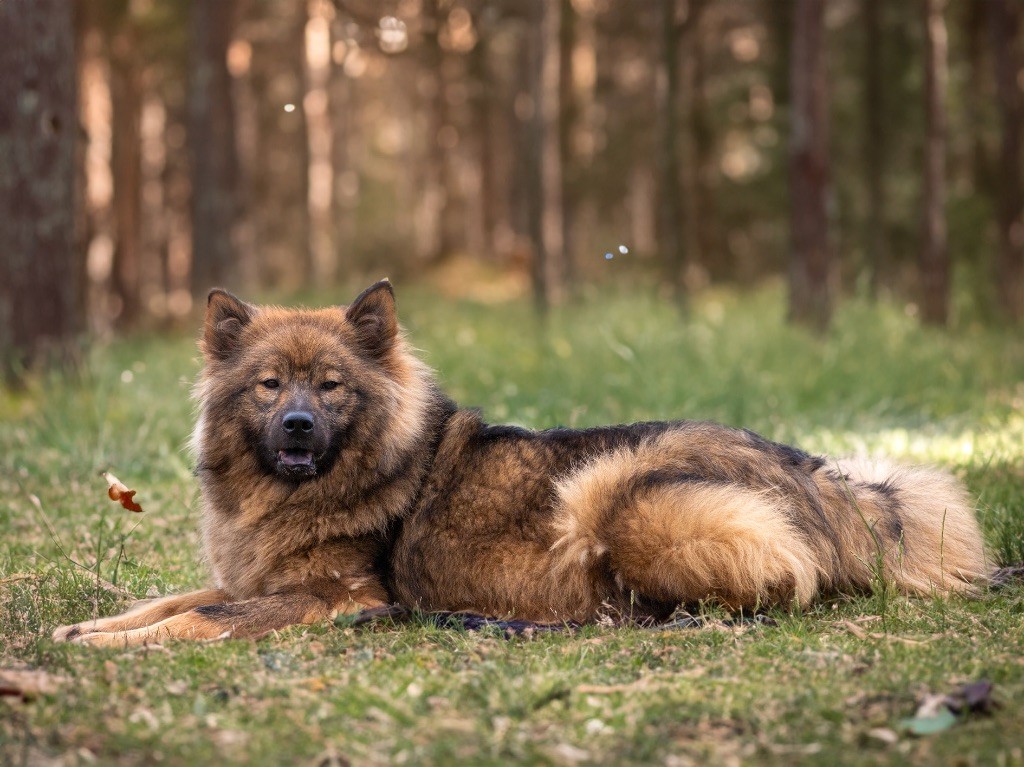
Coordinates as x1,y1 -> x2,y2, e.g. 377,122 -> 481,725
2,283 -> 1023,766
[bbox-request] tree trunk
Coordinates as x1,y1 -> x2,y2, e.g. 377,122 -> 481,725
109,19 -> 144,327
920,0 -> 949,325
524,0 -> 565,312
246,3 -> 311,291
657,0 -> 684,300
965,1 -> 993,195
863,0 -> 886,296
687,0 -> 718,279
0,0 -> 80,380
991,0 -> 1024,322
421,0 -> 459,263
788,0 -> 832,331
470,20 -> 497,261
559,0 -> 578,293
329,18 -> 356,276
188,0 -> 238,295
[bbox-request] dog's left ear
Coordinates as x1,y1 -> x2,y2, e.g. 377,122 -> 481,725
346,279 -> 398,358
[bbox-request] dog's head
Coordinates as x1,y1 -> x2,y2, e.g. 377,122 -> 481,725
196,280 -> 418,482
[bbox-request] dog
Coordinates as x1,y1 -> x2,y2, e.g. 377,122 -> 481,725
53,280 -> 991,646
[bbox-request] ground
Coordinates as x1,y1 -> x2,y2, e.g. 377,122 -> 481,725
2,285 -> 1023,766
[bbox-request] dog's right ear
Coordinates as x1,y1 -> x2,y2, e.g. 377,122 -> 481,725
203,289 -> 256,361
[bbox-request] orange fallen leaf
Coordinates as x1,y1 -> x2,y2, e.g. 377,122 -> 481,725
102,471 -> 143,513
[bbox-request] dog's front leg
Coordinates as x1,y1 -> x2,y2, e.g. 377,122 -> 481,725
65,584 -> 387,648
52,588 -> 231,642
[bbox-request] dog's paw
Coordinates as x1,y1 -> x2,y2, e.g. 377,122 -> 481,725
51,623 -> 85,642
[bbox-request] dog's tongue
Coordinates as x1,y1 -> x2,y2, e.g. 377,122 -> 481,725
278,449 -> 314,468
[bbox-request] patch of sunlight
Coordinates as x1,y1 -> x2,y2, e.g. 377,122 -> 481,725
797,410 -> 1024,467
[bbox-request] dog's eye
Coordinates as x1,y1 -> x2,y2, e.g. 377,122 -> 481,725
320,381 -> 340,392
261,378 -> 280,389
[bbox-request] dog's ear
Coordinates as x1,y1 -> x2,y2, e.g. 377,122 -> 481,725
203,289 -> 256,361
346,279 -> 398,358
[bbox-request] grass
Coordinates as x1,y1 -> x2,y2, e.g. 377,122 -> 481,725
2,282 -> 1023,766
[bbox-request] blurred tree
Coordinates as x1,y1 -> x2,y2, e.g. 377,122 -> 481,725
990,0 -> 1024,323
686,0 -> 716,279
964,0 -> 994,196
788,0 -> 832,330
0,0 -> 81,379
244,1 -> 311,290
862,0 -> 886,296
656,0 -> 685,301
105,1 -> 144,327
328,11 -> 357,272
421,0 -> 458,263
469,7 -> 497,260
524,0 -> 566,310
559,0 -> 579,290
189,0 -> 238,295
921,0 -> 949,325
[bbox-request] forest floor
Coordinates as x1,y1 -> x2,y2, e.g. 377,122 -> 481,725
2,284 -> 1023,767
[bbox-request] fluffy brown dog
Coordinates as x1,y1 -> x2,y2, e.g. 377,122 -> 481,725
53,281 -> 990,647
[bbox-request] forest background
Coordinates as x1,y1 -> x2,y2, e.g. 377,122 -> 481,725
3,0 -> 1024,373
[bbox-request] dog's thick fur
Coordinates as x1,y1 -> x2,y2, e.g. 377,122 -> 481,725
54,281 -> 991,646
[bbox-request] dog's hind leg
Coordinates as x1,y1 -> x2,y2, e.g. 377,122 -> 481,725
551,450 -> 821,612
52,588 -> 231,642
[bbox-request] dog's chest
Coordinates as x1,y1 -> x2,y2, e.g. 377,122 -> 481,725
201,489 -> 348,599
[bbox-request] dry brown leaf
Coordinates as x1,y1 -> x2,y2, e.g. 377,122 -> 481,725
0,668 -> 67,700
101,471 -> 143,513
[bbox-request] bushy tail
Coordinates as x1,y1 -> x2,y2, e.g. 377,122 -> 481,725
832,458 -> 991,595
550,441 -> 822,610
547,433 -> 992,613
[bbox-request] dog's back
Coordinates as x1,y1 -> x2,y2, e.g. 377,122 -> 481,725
390,414 -> 990,622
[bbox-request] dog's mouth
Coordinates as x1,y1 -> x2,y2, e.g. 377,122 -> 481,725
277,448 -> 316,476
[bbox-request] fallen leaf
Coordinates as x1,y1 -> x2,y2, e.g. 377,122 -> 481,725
102,471 -> 143,513
0,668 -> 67,700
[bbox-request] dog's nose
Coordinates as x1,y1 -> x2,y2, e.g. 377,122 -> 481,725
282,411 -> 315,434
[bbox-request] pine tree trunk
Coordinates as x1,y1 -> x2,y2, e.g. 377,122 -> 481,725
525,0 -> 565,312
657,0 -> 684,300
470,23 -> 497,261
109,20 -> 144,327
688,0 -> 718,279
0,0 -> 81,380
559,0 -> 578,293
421,0 -> 458,263
189,0 -> 238,295
329,18 -> 356,275
920,0 -> 949,325
788,0 -> 832,331
246,2 -> 311,290
991,0 -> 1024,322
863,0 -> 886,296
